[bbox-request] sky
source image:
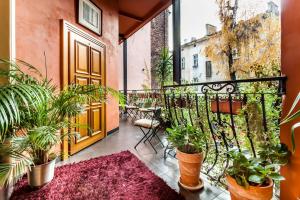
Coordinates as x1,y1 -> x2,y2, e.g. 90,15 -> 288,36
168,0 -> 281,49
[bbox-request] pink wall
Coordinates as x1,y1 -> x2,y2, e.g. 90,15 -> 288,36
15,0 -> 120,132
119,23 -> 151,91
281,0 -> 300,198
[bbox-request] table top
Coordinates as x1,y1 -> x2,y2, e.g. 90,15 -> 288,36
139,107 -> 161,112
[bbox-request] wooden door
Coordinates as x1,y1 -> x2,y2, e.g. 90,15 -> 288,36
62,21 -> 106,155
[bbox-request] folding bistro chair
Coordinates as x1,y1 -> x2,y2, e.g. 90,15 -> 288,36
124,92 -> 140,121
134,105 -> 164,153
125,105 -> 139,121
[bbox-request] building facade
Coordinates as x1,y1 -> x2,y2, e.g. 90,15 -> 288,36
181,24 -> 223,84
181,1 -> 280,84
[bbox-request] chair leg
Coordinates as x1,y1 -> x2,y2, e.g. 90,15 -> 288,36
134,128 -> 151,150
164,143 -> 169,159
148,128 -> 164,148
155,134 -> 164,148
140,128 -> 158,154
147,136 -> 158,154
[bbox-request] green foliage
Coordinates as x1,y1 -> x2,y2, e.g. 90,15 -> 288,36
143,98 -> 153,108
235,82 -> 282,151
227,150 -> 285,188
166,124 -> 206,154
0,59 -> 52,142
154,48 -> 173,88
0,60 -> 123,186
0,143 -> 33,187
258,143 -> 291,165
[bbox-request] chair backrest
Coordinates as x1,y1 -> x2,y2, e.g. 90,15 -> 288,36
150,98 -> 162,127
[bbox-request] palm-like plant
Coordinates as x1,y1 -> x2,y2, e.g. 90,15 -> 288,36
0,60 -> 123,186
154,48 -> 173,88
0,59 -> 52,142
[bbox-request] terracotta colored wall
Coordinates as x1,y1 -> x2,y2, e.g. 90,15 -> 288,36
15,0 -> 120,132
119,23 -> 151,91
281,0 -> 300,198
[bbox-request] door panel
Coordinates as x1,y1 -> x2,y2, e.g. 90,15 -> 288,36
91,79 -> 101,105
91,48 -> 101,77
67,29 -> 106,155
75,109 -> 90,143
76,76 -> 89,85
91,106 -> 102,136
75,41 -> 89,74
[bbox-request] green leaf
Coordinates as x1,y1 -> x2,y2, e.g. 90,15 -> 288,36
269,173 -> 285,181
281,92 -> 300,124
248,174 -> 263,184
291,122 -> 300,153
281,110 -> 300,125
0,144 -> 33,187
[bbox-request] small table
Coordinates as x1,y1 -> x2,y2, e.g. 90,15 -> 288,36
138,107 -> 161,119
125,105 -> 139,121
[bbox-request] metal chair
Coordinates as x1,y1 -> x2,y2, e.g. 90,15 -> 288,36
125,105 -> 139,121
134,106 -> 164,153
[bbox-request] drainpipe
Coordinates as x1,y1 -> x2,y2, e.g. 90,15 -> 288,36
123,39 -> 128,106
172,0 -> 181,85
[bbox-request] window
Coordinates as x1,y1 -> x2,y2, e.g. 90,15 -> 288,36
193,54 -> 198,68
181,58 -> 185,70
232,48 -> 239,60
83,1 -> 99,28
206,61 -> 212,78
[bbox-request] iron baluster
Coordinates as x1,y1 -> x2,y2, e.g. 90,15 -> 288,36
228,94 -> 241,151
243,94 -> 257,157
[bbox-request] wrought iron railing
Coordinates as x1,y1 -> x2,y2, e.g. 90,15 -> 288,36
120,89 -> 161,104
163,76 -> 286,185
120,76 -> 287,186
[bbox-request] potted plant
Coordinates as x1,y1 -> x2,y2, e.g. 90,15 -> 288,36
153,48 -> 173,89
226,148 -> 289,200
166,124 -> 206,190
0,60 -> 123,188
143,97 -> 153,108
210,98 -> 243,115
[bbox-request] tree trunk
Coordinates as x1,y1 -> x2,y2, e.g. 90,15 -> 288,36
229,0 -> 238,80
228,47 -> 236,80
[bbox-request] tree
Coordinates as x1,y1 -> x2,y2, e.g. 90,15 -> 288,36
204,0 -> 280,79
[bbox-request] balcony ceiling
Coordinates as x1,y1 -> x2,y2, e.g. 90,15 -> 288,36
118,0 -> 172,42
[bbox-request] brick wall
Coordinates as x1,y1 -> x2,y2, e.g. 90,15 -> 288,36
150,10 -> 169,89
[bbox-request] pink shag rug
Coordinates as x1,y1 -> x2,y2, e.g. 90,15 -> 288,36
11,151 -> 184,200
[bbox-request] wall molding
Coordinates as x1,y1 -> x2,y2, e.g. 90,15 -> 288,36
0,0 -> 15,60
107,127 -> 119,135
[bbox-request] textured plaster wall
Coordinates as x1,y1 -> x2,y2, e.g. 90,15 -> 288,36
15,0 -> 120,132
119,23 -> 151,91
281,0 -> 300,198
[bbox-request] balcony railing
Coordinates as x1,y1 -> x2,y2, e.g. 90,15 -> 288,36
120,76 -> 287,186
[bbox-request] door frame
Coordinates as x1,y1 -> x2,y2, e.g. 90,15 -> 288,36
61,20 -> 106,160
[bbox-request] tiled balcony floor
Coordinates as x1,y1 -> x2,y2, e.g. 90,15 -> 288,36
58,120 -> 230,200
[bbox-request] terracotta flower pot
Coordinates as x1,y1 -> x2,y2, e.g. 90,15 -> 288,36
226,175 -> 273,200
211,99 -> 243,115
176,149 -> 204,189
